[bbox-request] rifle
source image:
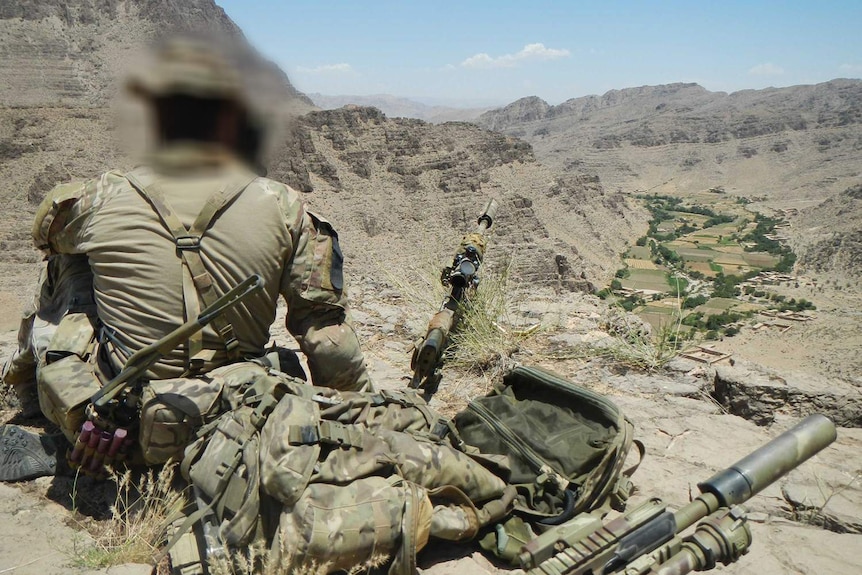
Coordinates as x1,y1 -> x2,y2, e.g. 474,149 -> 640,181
69,274 -> 264,475
410,199 -> 499,392
520,414 -> 836,575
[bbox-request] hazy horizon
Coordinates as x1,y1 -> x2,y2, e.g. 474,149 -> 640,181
218,0 -> 862,105
307,77 -> 860,110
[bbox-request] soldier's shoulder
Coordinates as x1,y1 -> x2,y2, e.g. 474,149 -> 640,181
248,176 -> 306,222
248,176 -> 303,201
39,170 -> 121,204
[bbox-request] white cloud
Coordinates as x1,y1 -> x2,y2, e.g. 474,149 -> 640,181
839,63 -> 862,74
460,43 -> 570,69
295,63 -> 355,74
748,62 -> 785,76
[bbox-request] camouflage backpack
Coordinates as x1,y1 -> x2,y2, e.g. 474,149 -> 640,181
454,366 -> 642,562
167,362 -> 517,574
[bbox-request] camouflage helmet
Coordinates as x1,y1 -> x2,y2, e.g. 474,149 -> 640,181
127,37 -> 246,105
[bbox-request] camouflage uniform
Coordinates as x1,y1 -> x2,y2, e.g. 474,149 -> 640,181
6,40 -> 370,398
32,155 -> 369,390
1,248 -> 95,415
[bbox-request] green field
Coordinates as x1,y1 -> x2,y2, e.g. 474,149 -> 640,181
609,193 -> 798,340
627,246 -> 652,259
621,268 -> 672,292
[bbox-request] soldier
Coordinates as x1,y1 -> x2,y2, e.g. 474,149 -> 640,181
0,38 -> 371,480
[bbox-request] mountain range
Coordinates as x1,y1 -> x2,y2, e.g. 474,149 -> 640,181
308,93 -> 492,123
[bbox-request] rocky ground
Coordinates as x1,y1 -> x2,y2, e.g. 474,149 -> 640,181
2,274 -> 860,575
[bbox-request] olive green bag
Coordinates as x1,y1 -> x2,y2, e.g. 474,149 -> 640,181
454,366 -> 642,562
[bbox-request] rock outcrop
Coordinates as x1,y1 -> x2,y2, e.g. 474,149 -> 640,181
269,106 -> 647,290
712,361 -> 862,427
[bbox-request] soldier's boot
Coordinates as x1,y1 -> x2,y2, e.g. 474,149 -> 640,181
0,424 -> 59,482
1,352 -> 43,420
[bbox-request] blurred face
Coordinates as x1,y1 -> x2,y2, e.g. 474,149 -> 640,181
152,95 -> 241,150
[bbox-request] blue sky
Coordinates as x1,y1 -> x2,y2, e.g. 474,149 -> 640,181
218,0 -> 862,105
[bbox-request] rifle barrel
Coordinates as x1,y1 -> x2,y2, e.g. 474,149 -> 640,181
697,413 -> 836,508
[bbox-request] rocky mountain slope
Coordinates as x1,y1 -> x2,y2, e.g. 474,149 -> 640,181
309,93 -> 491,123
477,81 -> 862,205
477,81 -> 862,282
795,183 -> 862,281
268,106 -> 644,292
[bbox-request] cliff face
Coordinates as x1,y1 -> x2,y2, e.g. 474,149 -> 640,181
269,107 -> 646,291
0,0 -> 312,108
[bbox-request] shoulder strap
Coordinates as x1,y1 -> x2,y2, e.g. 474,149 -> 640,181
125,167 -> 256,371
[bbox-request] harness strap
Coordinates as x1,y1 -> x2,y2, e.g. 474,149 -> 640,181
125,168 -> 255,370
158,447 -> 244,563
288,420 -> 366,449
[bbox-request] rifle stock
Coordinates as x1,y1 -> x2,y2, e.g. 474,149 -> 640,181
91,274 -> 264,409
521,414 -> 837,575
410,199 -> 499,391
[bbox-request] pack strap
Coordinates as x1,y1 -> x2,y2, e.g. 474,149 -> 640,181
288,420 -> 365,449
388,481 -> 423,575
609,438 -> 645,511
158,448 -> 244,563
367,389 -> 466,448
125,168 -> 255,370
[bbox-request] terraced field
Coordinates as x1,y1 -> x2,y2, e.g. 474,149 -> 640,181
606,192 -> 801,337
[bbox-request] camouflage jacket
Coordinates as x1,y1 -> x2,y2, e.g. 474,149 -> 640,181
32,144 -> 370,391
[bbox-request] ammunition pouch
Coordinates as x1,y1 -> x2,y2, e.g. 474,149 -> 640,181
139,376 -> 224,465
37,313 -> 102,442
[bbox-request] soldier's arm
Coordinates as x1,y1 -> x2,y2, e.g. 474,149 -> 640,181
32,176 -> 110,255
278,189 -> 372,391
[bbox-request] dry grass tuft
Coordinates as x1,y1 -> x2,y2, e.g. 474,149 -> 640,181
208,540 -> 390,575
594,299 -> 690,372
446,259 -> 533,377
603,319 -> 686,371
71,463 -> 185,568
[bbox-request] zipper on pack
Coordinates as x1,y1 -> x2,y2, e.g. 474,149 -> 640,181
466,400 -> 562,482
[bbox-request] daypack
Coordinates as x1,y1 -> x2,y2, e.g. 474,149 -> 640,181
454,365 -> 642,562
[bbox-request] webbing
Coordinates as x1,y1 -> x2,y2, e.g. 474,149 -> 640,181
125,168 -> 255,370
